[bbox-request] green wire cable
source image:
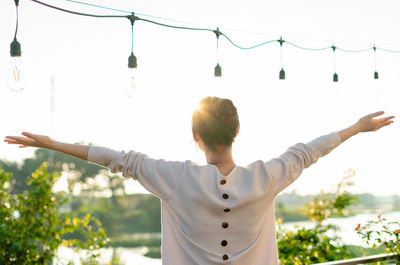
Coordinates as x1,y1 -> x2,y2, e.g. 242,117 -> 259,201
222,34 -> 277,50
137,17 -> 213,32
285,40 -> 332,51
30,0 -> 400,53
336,47 -> 373,53
64,0 -> 131,14
376,47 -> 400,53
31,0 -> 126,18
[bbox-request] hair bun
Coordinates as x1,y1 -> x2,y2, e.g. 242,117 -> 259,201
192,96 -> 239,149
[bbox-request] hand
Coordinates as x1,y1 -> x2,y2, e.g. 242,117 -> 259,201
4,132 -> 54,149
356,111 -> 395,133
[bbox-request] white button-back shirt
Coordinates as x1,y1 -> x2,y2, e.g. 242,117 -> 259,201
87,132 -> 341,265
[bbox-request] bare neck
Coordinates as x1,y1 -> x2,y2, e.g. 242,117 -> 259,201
205,146 -> 235,176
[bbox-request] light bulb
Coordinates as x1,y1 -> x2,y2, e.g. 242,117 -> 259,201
126,52 -> 137,97
279,68 -> 285,80
7,56 -> 26,92
214,63 -> 222,77
333,72 -> 338,82
126,67 -> 137,98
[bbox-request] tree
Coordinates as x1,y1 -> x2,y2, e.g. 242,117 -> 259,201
277,170 -> 359,264
0,163 -> 108,264
393,195 -> 400,211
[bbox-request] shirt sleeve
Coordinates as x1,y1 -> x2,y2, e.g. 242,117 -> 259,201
265,132 -> 341,195
87,146 -> 185,200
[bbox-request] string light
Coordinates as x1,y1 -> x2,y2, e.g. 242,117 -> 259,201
332,46 -> 338,82
278,37 -> 285,80
214,28 -> 222,77
9,0 -> 400,87
373,46 -> 379,80
8,0 -> 26,92
127,13 -> 138,95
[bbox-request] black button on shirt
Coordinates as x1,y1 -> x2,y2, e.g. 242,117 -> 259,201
222,194 -> 229,199
223,254 -> 229,260
224,208 -> 230,212
220,179 -> 227,185
221,240 -> 228,246
222,222 -> 228,229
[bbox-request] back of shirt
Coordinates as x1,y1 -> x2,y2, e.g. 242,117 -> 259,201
87,132 -> 341,264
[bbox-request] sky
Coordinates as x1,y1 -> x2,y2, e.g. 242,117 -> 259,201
1,0 -> 399,196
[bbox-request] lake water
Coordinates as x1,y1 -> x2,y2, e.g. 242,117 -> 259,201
281,211 -> 400,247
56,211 -> 400,265
55,246 -> 161,265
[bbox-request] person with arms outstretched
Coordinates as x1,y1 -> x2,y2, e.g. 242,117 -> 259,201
4,97 -> 395,265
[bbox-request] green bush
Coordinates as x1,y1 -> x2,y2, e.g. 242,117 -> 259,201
0,163 -> 108,264
356,215 -> 400,264
277,171 -> 359,264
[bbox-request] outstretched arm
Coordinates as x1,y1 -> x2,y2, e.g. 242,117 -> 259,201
266,111 -> 395,195
4,132 -> 89,160
4,132 -> 185,200
337,111 -> 394,143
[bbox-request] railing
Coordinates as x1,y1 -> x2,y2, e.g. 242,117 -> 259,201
314,253 -> 399,265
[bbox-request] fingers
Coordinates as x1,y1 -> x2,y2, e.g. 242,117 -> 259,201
4,136 -> 29,142
377,116 -> 395,122
21,131 -> 37,140
369,111 -> 385,118
4,132 -> 47,149
4,137 -> 20,144
4,135 -> 34,146
375,120 -> 394,131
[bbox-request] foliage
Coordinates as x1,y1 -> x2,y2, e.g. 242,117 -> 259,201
345,244 -> 386,257
277,170 -> 359,264
275,201 -> 309,222
0,164 -> 108,264
306,169 -> 358,223
355,193 -> 379,211
68,194 -> 161,236
393,195 -> 400,211
277,222 -> 348,264
356,214 -> 400,264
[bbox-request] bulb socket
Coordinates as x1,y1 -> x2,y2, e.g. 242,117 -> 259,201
279,68 -> 285,80
333,72 -> 338,82
128,52 -> 137,68
214,63 -> 222,77
374,71 -> 379,80
10,38 -> 21,57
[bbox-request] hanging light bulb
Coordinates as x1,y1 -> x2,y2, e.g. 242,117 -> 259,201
213,27 -> 222,77
278,36 -> 285,80
127,52 -> 137,97
373,46 -> 379,80
8,38 -> 25,92
7,0 -> 25,92
215,63 -> 222,77
279,68 -> 285,80
332,45 -> 338,83
126,13 -> 138,97
333,72 -> 338,82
